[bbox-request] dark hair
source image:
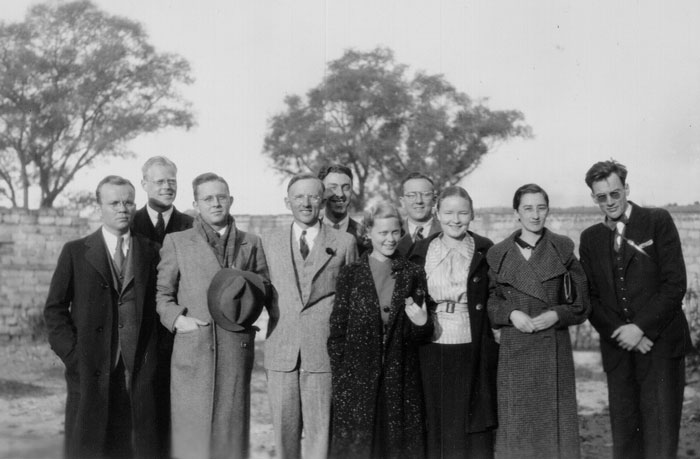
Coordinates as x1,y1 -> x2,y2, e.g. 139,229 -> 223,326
437,186 -> 473,213
192,173 -> 229,200
95,175 -> 135,204
584,160 -> 628,189
142,156 -> 177,178
287,173 -> 325,194
512,183 -> 549,210
318,164 -> 353,182
400,172 -> 434,194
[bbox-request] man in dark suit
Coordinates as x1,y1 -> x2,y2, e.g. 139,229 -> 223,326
579,160 -> 691,459
131,155 -> 193,456
318,164 -> 366,253
45,176 -> 161,459
396,172 -> 442,256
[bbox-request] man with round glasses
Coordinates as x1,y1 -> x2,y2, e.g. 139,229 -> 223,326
397,172 -> 442,256
579,160 -> 690,459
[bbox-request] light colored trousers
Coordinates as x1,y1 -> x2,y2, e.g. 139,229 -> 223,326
267,367 -> 332,459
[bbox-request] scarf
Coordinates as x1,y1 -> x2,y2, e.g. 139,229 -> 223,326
194,214 -> 237,268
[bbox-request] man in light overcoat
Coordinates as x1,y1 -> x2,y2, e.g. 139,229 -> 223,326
262,173 -> 358,459
157,173 -> 269,459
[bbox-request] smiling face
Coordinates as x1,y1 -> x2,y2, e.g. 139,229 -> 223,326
285,177 -> 324,228
99,183 -> 136,235
368,216 -> 402,261
515,192 -> 549,235
322,172 -> 353,219
590,173 -> 629,221
437,195 -> 473,241
142,164 -> 177,211
399,178 -> 435,223
193,180 -> 232,230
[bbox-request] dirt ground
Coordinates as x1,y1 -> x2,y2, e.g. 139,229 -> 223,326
1,343 -> 698,459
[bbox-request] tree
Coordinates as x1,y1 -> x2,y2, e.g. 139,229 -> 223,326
263,47 -> 531,210
0,1 -> 194,208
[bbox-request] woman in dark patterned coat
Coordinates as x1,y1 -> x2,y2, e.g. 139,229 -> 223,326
487,184 -> 590,459
328,202 -> 433,459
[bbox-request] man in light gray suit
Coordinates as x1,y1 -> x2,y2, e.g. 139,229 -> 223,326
262,173 -> 358,459
157,173 -> 269,459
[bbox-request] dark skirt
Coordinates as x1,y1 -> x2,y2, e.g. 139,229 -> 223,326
419,342 -> 494,459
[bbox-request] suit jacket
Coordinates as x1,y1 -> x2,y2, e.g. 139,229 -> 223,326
156,224 -> 269,458
44,230 -> 160,459
397,218 -> 441,258
346,217 -> 370,255
409,231 -> 499,433
579,202 -> 691,372
262,222 -> 358,372
131,205 -> 193,245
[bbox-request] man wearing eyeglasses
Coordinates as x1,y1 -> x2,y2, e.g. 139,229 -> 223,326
156,172 -> 270,458
318,164 -> 367,253
131,155 -> 193,456
262,173 -> 357,459
45,176 -> 161,458
579,160 -> 690,459
397,172 -> 442,256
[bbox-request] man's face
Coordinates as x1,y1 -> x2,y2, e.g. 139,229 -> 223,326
322,172 -> 353,218
399,178 -> 435,223
591,173 -> 629,221
286,178 -> 324,228
142,164 -> 177,209
99,183 -> 136,235
194,180 -> 232,229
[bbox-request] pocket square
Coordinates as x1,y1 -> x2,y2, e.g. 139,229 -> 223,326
638,239 -> 654,249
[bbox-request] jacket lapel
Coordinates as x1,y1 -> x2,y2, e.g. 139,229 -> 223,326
130,236 -> 153,333
496,238 -> 550,304
304,225 -> 337,307
84,229 -> 114,289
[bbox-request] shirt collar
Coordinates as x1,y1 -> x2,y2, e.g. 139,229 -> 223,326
323,212 -> 349,231
146,204 -> 174,227
604,204 -> 632,230
407,218 -> 433,238
101,227 -> 131,254
292,220 -> 321,242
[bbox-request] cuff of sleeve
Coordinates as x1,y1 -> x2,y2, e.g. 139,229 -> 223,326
161,305 -> 187,333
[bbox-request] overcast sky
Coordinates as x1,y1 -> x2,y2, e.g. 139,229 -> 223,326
3,0 -> 700,213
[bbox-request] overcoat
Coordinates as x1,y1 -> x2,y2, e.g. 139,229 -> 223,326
328,254 -> 433,459
44,230 -> 160,459
487,229 -> 590,459
156,224 -> 269,459
409,231 -> 499,434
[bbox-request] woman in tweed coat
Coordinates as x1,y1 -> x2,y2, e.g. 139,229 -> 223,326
487,184 -> 590,459
328,202 -> 433,459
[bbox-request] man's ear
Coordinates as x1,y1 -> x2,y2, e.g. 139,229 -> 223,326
624,183 -> 630,197
284,197 -> 291,211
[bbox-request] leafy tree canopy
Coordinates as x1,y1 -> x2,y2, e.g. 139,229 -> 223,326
0,1 -> 194,208
263,47 -> 531,210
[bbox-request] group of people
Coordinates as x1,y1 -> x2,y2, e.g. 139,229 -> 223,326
43,157 -> 691,459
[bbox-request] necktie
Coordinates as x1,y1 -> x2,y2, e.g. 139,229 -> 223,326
332,223 -> 340,230
155,212 -> 165,243
414,226 -> 424,242
300,230 -> 310,259
114,236 -> 125,274
614,221 -> 625,252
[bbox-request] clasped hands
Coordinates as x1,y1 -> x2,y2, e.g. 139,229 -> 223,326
509,310 -> 558,333
611,323 -> 653,354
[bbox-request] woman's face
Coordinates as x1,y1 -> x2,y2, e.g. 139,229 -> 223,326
516,192 -> 549,234
368,217 -> 402,258
437,195 -> 473,240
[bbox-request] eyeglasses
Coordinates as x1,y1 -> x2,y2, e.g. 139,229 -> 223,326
106,200 -> 136,210
594,190 -> 623,203
403,192 -> 434,202
198,194 -> 231,205
292,194 -> 322,204
149,179 -> 177,187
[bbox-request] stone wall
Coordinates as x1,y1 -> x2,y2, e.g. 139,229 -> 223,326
1,207 -> 699,342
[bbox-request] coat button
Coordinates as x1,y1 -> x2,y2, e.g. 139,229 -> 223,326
475,303 -> 483,311
94,370 -> 101,377
472,276 -> 481,283
96,326 -> 103,332
118,323 -> 124,328
101,283 -> 108,289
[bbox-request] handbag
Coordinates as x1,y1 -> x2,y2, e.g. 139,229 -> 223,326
559,271 -> 576,305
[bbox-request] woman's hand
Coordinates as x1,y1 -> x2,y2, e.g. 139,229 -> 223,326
532,310 -> 559,331
509,310 -> 536,333
405,297 -> 428,326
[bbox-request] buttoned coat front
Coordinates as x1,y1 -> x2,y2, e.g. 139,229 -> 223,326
262,223 -> 358,372
156,225 -> 269,459
327,254 -> 433,459
44,230 -> 160,459
487,229 -> 590,459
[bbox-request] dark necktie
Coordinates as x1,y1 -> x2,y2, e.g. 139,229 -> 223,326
155,212 -> 165,243
114,236 -> 125,275
414,226 -> 424,242
333,223 -> 340,230
300,230 -> 310,259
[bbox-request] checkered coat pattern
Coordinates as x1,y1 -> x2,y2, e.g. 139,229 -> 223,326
487,229 -> 590,459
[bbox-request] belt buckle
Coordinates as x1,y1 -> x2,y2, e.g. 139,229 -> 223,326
446,302 -> 455,313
